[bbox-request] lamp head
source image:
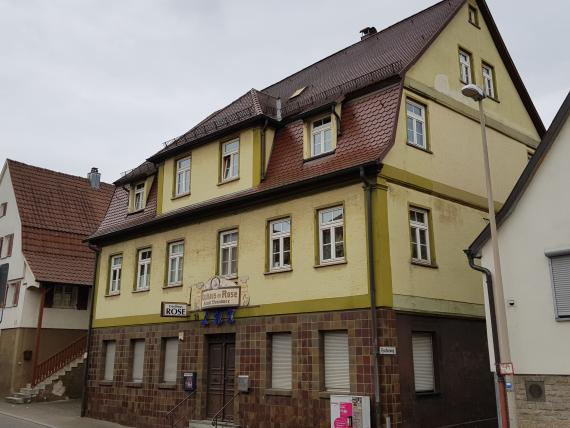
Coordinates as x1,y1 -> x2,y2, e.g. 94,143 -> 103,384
461,84 -> 485,101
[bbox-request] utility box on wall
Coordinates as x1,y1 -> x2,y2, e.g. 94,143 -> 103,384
330,395 -> 371,428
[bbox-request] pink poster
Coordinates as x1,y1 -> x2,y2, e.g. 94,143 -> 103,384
333,402 -> 353,427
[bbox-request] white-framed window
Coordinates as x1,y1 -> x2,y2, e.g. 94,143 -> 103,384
167,241 -> 184,286
269,218 -> 291,271
136,249 -> 152,291
271,333 -> 292,390
324,331 -> 350,392
311,116 -> 333,157
482,64 -> 495,99
468,5 -> 478,26
162,337 -> 179,383
406,100 -> 427,149
219,230 -> 238,278
52,285 -> 78,308
109,255 -> 122,294
0,234 -> 13,259
409,208 -> 431,264
221,139 -> 239,181
134,183 -> 145,211
103,340 -> 116,381
318,206 -> 345,264
175,157 -> 191,196
459,50 -> 472,84
412,332 -> 436,393
131,339 -> 145,383
0,202 -> 7,218
547,253 -> 570,319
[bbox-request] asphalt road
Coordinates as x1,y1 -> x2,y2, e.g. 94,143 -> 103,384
0,413 -> 45,428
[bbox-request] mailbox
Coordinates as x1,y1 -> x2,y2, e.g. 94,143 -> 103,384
183,372 -> 197,392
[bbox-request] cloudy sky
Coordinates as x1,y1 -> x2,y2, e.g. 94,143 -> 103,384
1,0 -> 567,182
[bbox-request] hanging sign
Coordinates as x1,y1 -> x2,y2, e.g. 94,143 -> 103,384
161,302 -> 188,317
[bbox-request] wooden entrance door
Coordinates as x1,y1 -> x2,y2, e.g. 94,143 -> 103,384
206,334 -> 236,421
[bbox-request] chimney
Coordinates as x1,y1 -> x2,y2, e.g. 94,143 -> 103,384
276,98 -> 282,122
87,167 -> 101,189
360,26 -> 377,40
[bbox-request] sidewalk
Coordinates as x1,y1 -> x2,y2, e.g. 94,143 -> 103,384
0,399 -> 127,428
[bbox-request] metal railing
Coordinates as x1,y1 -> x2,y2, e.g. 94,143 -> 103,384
32,335 -> 87,386
165,390 -> 197,428
211,391 -> 240,427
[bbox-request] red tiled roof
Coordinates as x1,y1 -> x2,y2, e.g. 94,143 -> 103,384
149,0 -> 465,162
7,160 -> 114,285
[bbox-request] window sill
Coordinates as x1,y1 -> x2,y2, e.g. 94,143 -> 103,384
217,177 -> 240,186
416,390 -> 440,397
99,381 -> 114,386
127,208 -> 145,216
157,382 -> 177,390
319,390 -> 350,399
264,268 -> 292,276
303,150 -> 336,163
132,288 -> 150,293
105,292 -> 121,298
314,260 -> 347,269
406,142 -> 433,154
265,388 -> 292,397
171,192 -> 191,200
411,260 -> 438,269
163,283 -> 183,289
126,382 -> 143,388
487,97 -> 500,104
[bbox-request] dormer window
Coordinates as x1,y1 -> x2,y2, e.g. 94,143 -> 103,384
311,116 -> 333,157
175,156 -> 191,196
134,183 -> 145,211
221,139 -> 239,182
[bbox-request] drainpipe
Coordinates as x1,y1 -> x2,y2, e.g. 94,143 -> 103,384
360,166 -> 382,428
464,249 -> 508,428
260,119 -> 269,181
31,286 -> 47,386
81,244 -> 100,418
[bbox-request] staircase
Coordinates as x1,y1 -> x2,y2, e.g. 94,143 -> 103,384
5,335 -> 87,404
188,421 -> 240,428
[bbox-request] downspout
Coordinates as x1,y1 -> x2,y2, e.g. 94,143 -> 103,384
360,166 -> 382,428
260,119 -> 269,181
31,286 -> 47,386
464,249 -> 508,428
81,244 -> 100,418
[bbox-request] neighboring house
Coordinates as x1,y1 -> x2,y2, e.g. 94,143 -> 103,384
468,92 -> 570,427
0,160 -> 113,399
85,1 -> 544,427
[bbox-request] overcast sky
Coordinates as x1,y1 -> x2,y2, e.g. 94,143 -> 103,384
1,0 -> 567,182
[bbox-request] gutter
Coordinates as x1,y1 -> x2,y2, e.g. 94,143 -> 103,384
360,166 -> 382,428
81,244 -> 100,418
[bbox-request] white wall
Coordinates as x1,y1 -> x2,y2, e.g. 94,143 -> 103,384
481,116 -> 570,375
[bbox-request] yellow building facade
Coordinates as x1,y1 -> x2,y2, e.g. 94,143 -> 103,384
86,1 -> 544,427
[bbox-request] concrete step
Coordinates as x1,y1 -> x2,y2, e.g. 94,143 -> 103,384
5,395 -> 30,404
189,420 -> 240,428
13,391 -> 37,399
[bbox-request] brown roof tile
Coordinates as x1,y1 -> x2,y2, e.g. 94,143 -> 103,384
7,160 -> 114,285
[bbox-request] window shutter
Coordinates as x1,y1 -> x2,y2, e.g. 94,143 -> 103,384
132,340 -> 145,382
412,333 -> 435,392
324,331 -> 350,392
163,338 -> 179,383
104,341 -> 116,381
77,287 -> 89,310
550,255 -> 570,318
271,333 -> 292,390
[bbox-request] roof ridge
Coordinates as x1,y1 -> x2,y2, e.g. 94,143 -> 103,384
6,158 -> 114,188
262,0 -> 463,94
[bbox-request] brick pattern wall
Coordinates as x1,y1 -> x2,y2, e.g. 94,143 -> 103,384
86,308 -> 400,428
515,374 -> 570,428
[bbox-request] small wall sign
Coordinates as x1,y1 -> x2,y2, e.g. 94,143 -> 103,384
379,346 -> 397,355
498,362 -> 514,376
201,286 -> 241,310
161,302 -> 188,317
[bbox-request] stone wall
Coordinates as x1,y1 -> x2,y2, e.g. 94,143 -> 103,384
86,308 -> 400,428
515,374 -> 570,428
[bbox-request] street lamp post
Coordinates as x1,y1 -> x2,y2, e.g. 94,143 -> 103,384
461,84 -> 517,428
